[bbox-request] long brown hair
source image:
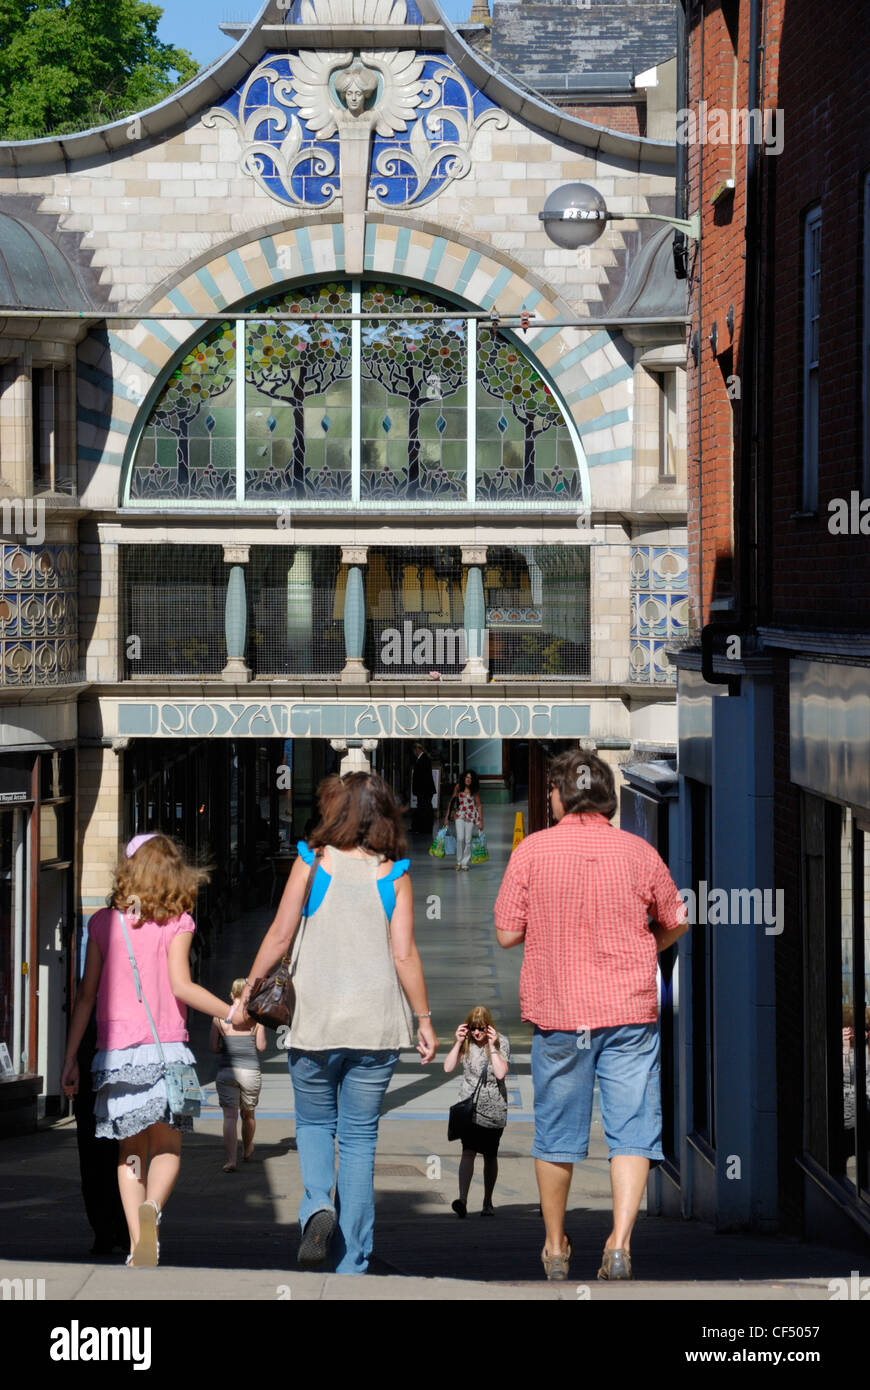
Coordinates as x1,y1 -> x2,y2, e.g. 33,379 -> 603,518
308,772 -> 407,860
461,1005 -> 498,1059
111,834 -> 210,926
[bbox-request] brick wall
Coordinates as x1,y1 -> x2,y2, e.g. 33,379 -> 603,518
767,0 -> 870,627
559,102 -> 644,135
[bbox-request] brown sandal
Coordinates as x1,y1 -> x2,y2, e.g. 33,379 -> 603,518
597,1247 -> 634,1280
541,1236 -> 572,1281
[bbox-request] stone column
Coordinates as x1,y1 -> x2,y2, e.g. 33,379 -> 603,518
78,744 -> 124,923
0,361 -> 32,497
329,738 -> 378,775
222,544 -> 252,682
340,545 -> 369,682
461,545 -> 489,682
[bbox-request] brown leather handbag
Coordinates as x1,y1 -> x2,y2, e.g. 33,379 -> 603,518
246,852 -> 320,1030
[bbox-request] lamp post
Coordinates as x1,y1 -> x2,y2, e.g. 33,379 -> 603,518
538,182 -> 700,248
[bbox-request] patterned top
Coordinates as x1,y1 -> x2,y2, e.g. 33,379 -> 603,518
455,790 -> 480,825
494,813 -> 686,1030
458,1034 -> 511,1129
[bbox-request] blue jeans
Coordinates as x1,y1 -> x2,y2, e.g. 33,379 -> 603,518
289,1049 -> 399,1274
530,1024 -> 663,1163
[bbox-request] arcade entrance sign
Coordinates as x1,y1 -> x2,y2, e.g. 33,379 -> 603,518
116,700 -> 591,740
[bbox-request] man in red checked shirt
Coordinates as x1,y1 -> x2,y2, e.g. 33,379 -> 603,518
495,748 -> 688,1283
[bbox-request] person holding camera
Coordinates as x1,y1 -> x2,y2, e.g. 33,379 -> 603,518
443,1006 -> 510,1216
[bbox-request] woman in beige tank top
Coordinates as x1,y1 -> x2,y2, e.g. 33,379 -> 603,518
235,772 -> 438,1274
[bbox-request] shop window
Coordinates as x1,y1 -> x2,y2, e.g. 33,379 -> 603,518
829,806 -> 870,1202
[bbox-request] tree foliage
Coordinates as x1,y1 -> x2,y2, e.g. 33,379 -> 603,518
0,0 -> 198,140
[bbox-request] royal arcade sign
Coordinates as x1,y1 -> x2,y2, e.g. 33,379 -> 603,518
115,699 -> 590,741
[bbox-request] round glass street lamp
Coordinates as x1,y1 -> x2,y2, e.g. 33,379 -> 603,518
539,182 -> 700,248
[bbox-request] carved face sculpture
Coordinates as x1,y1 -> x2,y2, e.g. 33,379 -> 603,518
335,61 -> 378,117
344,81 -> 366,114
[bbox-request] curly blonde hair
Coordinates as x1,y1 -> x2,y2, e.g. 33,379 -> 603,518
111,834 -> 210,926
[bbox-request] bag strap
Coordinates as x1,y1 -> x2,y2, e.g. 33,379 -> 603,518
288,850 -> 322,979
117,909 -> 167,1070
471,1062 -> 488,1102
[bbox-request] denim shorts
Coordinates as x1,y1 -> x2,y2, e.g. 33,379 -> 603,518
530,1023 -> 663,1163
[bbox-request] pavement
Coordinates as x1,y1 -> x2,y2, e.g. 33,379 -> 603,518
1,806 -> 867,1302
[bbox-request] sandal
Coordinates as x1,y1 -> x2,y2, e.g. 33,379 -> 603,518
223,1162 -> 237,1173
298,1208 -> 336,1268
133,1199 -> 161,1268
541,1235 -> 572,1281
597,1247 -> 634,1280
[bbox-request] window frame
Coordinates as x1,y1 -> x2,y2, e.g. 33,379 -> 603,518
802,205 -> 822,513
121,279 -> 589,512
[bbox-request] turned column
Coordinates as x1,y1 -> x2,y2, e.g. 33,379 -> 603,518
461,545 -> 489,682
222,544 -> 252,683
340,545 -> 369,682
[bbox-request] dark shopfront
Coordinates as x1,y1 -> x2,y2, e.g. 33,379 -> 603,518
120,733 -> 570,969
0,749 -> 75,1130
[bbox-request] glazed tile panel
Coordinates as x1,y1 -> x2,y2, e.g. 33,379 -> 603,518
628,546 -> 688,684
0,544 -> 79,685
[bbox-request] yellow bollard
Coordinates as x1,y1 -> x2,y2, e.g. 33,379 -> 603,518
512,811 -> 525,850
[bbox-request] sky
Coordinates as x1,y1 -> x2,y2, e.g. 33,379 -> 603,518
156,0 -> 473,69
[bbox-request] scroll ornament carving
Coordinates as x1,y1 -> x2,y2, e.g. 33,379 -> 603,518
205,35 -> 506,209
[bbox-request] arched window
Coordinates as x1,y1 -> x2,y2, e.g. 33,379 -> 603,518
126,280 -> 586,506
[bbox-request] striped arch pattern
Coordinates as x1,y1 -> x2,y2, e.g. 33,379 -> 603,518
76,221 -> 633,506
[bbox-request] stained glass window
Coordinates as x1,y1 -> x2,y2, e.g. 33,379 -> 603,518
126,280 -> 585,506
246,282 -> 352,500
476,335 -> 581,501
360,285 -> 467,501
129,324 -> 237,499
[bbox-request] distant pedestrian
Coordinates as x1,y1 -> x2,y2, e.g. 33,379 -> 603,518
444,1006 -> 510,1215
494,750 -> 688,1281
235,772 -> 438,1274
210,978 -> 266,1172
60,833 -> 232,1267
410,741 -> 436,836
448,769 -> 484,870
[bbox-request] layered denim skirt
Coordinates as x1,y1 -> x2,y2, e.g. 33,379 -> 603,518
92,1042 -> 196,1140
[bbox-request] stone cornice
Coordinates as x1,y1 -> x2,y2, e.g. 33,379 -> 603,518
0,0 -> 675,172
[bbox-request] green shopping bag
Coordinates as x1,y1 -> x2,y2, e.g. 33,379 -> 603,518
471,830 -> 489,863
429,827 -> 447,859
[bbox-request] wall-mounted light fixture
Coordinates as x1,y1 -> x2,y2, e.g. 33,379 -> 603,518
539,182 -> 700,250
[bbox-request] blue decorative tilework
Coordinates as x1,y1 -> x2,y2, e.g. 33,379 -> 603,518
212,51 -> 502,211
629,545 -> 688,685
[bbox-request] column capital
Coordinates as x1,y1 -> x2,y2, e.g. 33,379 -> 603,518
341,546 -> 368,566
461,546 -> 487,566
223,544 -> 250,564
329,738 -> 348,752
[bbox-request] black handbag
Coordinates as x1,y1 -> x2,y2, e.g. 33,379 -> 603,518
246,853 -> 320,1031
447,1064 -> 488,1142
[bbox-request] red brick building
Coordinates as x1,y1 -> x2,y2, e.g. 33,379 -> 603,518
668,0 -> 870,1244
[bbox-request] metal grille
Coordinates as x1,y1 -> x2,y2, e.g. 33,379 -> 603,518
249,546 -> 343,678
364,547 -> 466,678
123,546 -> 225,677
486,545 -> 590,679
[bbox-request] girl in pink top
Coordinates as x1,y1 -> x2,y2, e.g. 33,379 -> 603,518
61,834 -> 231,1267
